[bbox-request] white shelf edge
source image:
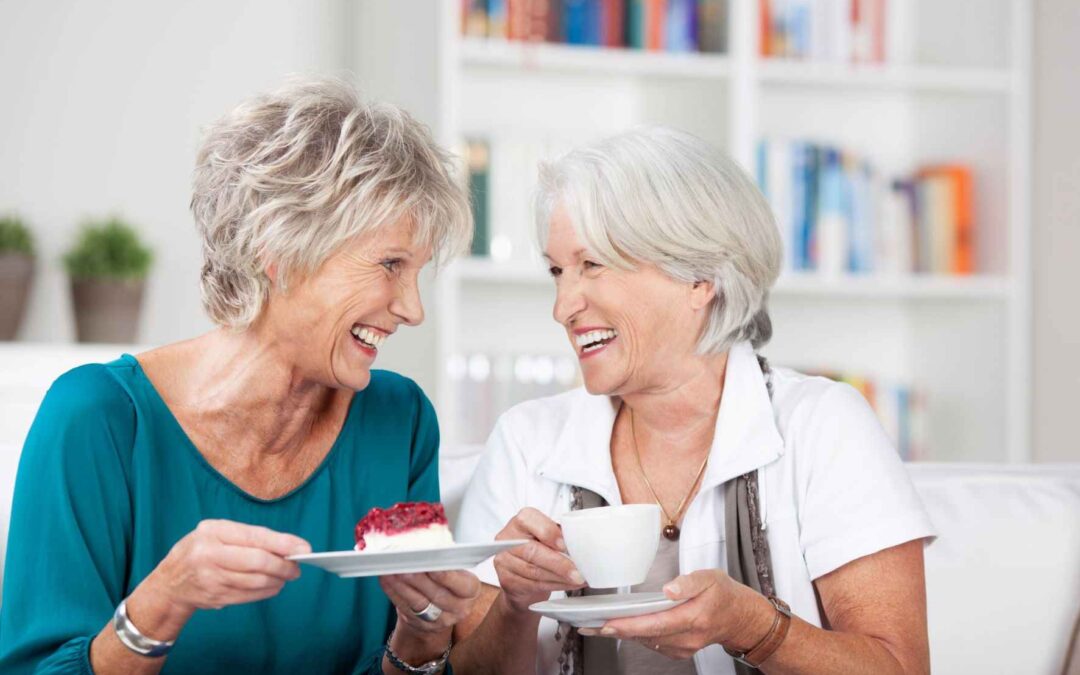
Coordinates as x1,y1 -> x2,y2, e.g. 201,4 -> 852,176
459,37 -> 731,79
772,272 -> 1013,300
758,59 -> 1014,93
448,259 -> 1013,300
459,38 -> 1012,94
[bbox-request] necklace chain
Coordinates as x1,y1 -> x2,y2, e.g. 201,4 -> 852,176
626,405 -> 710,531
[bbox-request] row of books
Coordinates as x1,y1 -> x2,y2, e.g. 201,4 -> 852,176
756,139 -> 975,275
761,0 -> 886,63
814,370 -> 927,461
447,352 -> 581,443
463,0 -> 729,53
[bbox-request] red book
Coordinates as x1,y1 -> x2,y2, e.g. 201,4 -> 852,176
602,0 -> 625,47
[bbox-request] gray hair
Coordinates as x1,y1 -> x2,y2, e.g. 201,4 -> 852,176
191,77 -> 472,329
535,126 -> 782,354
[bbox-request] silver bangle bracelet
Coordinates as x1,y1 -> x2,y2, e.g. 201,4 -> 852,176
112,598 -> 175,658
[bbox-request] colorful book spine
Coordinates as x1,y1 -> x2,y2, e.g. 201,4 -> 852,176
466,139 -> 490,257
464,0 -> 489,37
665,0 -> 697,52
697,0 -> 728,53
488,0 -> 508,38
602,0 -> 626,46
564,0 -> 591,44
646,0 -> 667,50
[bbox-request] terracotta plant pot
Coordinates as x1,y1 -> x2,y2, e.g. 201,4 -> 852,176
70,278 -> 145,343
0,253 -> 34,340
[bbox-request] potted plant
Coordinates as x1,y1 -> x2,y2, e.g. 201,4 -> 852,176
0,215 -> 35,340
63,216 -> 153,343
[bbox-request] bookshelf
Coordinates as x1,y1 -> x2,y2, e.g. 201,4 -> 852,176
350,0 -> 1032,463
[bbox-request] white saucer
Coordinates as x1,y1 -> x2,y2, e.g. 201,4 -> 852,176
529,592 -> 686,628
288,540 -> 528,578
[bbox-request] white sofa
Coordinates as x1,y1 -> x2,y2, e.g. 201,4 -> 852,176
2,344 -> 1079,674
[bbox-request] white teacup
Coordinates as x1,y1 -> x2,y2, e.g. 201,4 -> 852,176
558,503 -> 662,588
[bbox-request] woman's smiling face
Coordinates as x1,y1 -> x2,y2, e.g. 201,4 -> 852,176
544,206 -> 714,396
261,215 -> 431,392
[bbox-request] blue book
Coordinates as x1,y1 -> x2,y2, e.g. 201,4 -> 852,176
666,0 -> 697,52
565,0 -> 590,44
849,163 -> 875,273
586,0 -> 603,45
790,141 -> 809,270
804,144 -> 821,270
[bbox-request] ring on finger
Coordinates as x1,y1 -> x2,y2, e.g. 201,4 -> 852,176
412,602 -> 443,623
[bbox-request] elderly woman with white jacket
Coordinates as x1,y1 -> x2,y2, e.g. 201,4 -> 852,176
449,127 -> 935,675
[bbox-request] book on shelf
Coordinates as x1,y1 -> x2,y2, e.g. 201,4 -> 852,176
760,0 -> 886,63
757,138 -> 976,276
463,0 -> 729,54
465,139 -> 491,257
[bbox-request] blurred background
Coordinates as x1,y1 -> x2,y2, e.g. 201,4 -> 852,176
0,0 -> 1077,465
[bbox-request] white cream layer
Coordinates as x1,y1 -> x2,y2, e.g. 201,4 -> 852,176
355,523 -> 454,552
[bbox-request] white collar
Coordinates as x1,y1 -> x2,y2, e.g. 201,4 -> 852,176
534,342 -> 785,505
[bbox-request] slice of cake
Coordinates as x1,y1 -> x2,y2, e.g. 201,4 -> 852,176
354,501 -> 454,552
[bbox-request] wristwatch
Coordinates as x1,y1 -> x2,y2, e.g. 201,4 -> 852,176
723,595 -> 792,668
384,630 -> 451,675
112,598 -> 175,658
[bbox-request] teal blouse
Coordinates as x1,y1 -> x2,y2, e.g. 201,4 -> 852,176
0,355 -> 448,674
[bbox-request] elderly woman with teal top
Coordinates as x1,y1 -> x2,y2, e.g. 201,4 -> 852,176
0,79 -> 478,674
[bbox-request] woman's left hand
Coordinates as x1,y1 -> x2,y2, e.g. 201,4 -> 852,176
580,569 -> 768,660
380,570 -> 482,635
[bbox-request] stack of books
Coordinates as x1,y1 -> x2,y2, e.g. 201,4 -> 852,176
809,370 -> 927,460
759,0 -> 886,63
462,0 -> 729,53
757,139 -> 975,276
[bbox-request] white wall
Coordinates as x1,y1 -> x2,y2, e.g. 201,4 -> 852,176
1033,0 -> 1080,462
0,0 -> 450,395
0,0 -> 348,347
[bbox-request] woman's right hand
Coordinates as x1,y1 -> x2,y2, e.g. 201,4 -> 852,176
127,519 -> 311,638
493,507 -> 586,613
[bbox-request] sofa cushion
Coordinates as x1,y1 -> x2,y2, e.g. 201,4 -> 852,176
909,463 -> 1080,675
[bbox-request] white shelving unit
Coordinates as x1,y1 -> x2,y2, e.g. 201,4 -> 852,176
351,0 -> 1031,463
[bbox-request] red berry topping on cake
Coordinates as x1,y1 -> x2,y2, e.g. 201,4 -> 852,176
354,502 -> 449,550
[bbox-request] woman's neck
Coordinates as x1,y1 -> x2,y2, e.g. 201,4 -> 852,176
157,328 -> 347,462
618,352 -> 729,452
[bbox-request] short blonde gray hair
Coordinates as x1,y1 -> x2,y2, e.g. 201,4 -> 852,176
192,77 -> 472,329
535,126 -> 781,354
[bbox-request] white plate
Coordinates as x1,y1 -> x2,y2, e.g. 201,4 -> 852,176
529,592 -> 686,628
288,540 -> 528,578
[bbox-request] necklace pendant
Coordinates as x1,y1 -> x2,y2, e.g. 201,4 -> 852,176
662,524 -> 680,541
